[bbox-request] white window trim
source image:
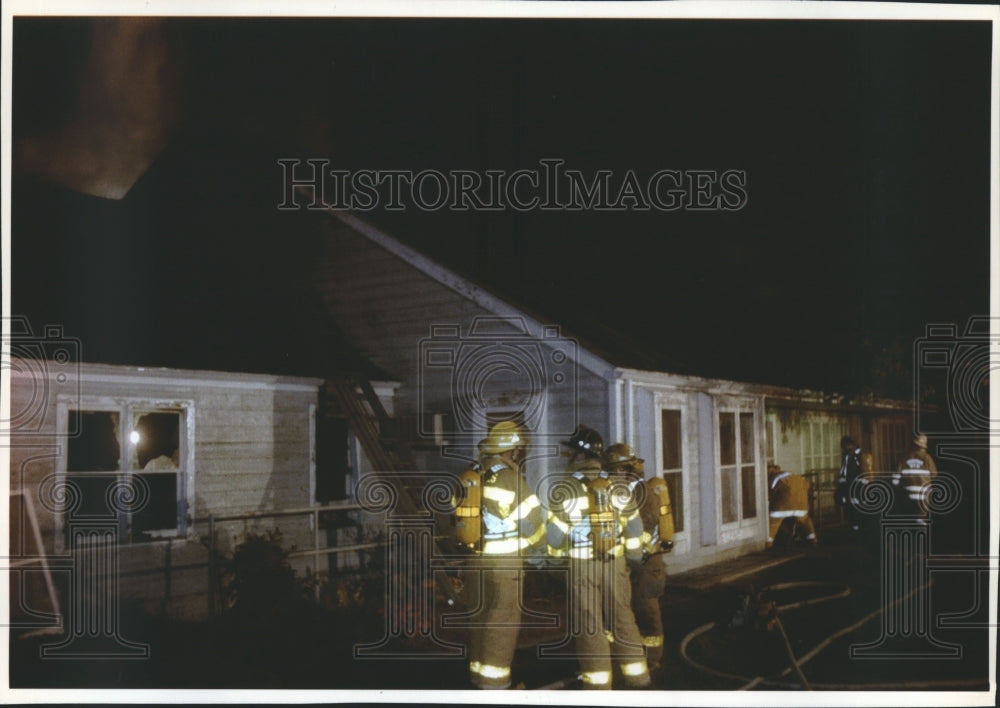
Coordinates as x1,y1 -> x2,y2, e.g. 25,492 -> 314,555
798,416 -> 848,479
716,399 -> 761,545
55,395 -> 195,551
653,392 -> 690,555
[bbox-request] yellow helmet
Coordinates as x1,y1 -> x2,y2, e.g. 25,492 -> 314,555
478,421 -> 527,454
604,443 -> 644,470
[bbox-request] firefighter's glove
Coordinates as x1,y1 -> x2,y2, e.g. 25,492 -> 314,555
659,539 -> 674,553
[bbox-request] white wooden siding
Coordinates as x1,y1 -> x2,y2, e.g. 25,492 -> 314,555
8,362 -> 319,546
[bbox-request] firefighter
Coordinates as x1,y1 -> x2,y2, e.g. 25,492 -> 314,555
461,421 -> 546,689
836,436 -> 865,535
893,433 -> 938,523
547,426 -> 651,689
604,443 -> 674,673
767,464 -> 817,547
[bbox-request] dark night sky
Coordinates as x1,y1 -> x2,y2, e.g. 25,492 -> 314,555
9,13 -> 994,398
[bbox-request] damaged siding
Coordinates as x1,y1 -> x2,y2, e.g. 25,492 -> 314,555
7,362 -> 321,620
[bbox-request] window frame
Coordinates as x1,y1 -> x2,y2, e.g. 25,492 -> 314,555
56,395 -> 195,550
657,404 -> 686,537
715,398 -> 762,544
801,418 -> 847,475
652,391 -> 690,554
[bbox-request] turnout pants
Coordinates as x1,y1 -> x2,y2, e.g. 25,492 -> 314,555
630,559 -> 667,668
893,471 -> 932,522
468,559 -> 522,689
768,513 -> 817,546
568,556 -> 650,689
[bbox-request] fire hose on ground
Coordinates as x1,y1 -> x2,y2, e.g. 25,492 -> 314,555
678,577 -> 981,690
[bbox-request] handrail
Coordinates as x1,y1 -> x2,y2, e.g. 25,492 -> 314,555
205,500 -> 384,614
193,501 -> 364,524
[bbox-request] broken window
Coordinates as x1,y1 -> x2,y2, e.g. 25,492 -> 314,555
64,405 -> 187,544
66,411 -> 120,519
316,415 -> 350,503
131,411 -> 182,538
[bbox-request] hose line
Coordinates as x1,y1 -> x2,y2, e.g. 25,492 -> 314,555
679,577 -> 972,691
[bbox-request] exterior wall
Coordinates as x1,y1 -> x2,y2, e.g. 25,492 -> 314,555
617,371 -> 768,574
764,401 -> 913,529
312,215 -> 613,495
314,216 -> 492,426
7,361 -> 321,620
766,408 -> 853,476
309,214 -> 917,576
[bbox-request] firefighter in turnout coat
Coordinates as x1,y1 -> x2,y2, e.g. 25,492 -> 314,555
458,421 -> 546,689
547,427 -> 651,689
604,443 -> 675,672
894,434 -> 938,523
767,464 -> 818,547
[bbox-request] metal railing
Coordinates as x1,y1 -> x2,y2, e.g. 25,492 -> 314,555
199,501 -> 386,616
802,468 -> 843,534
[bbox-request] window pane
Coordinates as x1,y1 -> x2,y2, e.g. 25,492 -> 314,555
740,413 -> 755,464
661,409 -> 682,470
68,412 -> 120,472
65,474 -> 117,518
317,416 -> 350,502
664,471 -> 684,533
133,412 -> 180,470
719,413 -> 735,466
131,472 -> 178,538
63,473 -> 118,546
721,466 -> 738,524
741,465 -> 757,519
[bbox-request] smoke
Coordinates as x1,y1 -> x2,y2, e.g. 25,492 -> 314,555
14,18 -> 178,200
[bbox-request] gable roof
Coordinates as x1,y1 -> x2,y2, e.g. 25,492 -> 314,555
319,205 -> 617,380
11,149 -> 391,382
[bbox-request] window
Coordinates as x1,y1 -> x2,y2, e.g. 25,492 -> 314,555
315,415 -> 350,503
718,410 -> 758,525
64,403 -> 189,544
802,420 -> 846,474
660,408 -> 684,533
765,417 -> 777,467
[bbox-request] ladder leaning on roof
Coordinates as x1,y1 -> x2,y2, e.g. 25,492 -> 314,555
323,373 -> 465,602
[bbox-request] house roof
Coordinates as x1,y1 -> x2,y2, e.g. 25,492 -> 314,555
312,207 -> 923,413
9,141 -> 911,405
314,206 -> 884,399
11,147 -> 392,383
